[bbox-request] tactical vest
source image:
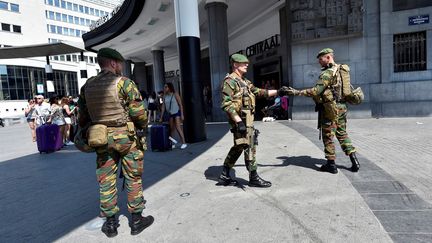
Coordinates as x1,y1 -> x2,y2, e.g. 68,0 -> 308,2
225,73 -> 256,114
85,71 -> 129,127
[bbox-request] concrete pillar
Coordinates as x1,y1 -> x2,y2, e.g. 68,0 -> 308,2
30,70 -> 36,98
151,47 -> 165,93
174,0 -> 206,143
78,52 -> 88,92
205,0 -> 229,122
45,56 -> 54,96
133,62 -> 148,92
123,59 -> 133,78
64,73 -> 70,96
279,6 -> 293,119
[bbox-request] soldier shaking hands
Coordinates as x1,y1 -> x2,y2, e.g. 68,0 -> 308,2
218,54 -> 278,187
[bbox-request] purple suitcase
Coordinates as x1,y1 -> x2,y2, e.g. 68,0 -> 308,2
36,124 -> 63,153
150,124 -> 171,151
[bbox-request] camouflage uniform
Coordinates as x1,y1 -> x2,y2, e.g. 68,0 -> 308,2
78,70 -> 148,217
297,64 -> 356,160
221,72 -> 268,171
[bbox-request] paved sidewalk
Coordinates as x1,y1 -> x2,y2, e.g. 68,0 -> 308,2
0,118 -> 431,242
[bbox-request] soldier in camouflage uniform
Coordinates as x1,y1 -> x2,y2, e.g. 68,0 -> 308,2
218,54 -> 278,187
279,48 -> 360,174
78,48 -> 154,237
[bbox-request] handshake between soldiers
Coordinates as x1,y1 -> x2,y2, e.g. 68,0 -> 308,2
278,86 -> 302,96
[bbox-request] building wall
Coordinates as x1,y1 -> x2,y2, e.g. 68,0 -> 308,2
0,0 -> 116,118
289,0 -> 432,119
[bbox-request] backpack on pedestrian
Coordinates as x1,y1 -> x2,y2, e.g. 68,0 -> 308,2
333,64 -> 364,105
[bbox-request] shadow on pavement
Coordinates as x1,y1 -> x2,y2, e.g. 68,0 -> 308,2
0,123 -> 229,242
274,156 -> 326,171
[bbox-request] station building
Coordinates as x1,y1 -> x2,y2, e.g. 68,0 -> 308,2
0,0 -> 120,118
82,0 -> 432,124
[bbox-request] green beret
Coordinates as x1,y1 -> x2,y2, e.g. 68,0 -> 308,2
316,48 -> 334,58
97,48 -> 125,62
231,53 -> 249,63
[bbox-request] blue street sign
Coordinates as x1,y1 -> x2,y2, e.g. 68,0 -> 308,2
409,15 -> 429,25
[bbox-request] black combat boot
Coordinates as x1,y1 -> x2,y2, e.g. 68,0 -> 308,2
248,170 -> 272,187
349,152 -> 360,172
130,212 -> 154,235
320,160 -> 338,174
217,165 -> 237,185
101,215 -> 119,238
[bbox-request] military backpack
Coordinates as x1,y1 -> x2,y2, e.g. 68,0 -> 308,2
333,64 -> 364,105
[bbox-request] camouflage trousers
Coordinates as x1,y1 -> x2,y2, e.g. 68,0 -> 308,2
321,103 -> 356,160
95,127 -> 145,217
223,130 -> 257,172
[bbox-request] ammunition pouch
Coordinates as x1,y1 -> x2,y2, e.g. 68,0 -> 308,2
74,124 -> 95,153
87,124 -> 108,147
136,128 -> 148,151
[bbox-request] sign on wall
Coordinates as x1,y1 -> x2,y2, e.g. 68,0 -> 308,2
409,15 -> 429,25
37,83 -> 44,94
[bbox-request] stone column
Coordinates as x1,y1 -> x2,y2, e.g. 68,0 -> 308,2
123,59 -> 133,79
64,73 -> 70,96
205,0 -> 229,122
78,52 -> 88,92
151,47 -> 165,93
174,0 -> 206,143
133,62 -> 148,92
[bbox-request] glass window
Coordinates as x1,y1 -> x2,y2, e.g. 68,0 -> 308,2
54,0 -> 60,7
61,0 -> 66,8
12,25 -> 21,33
84,6 -> 89,14
72,55 -> 77,62
62,14 -> 67,22
0,1 -> 8,10
66,55 -> 71,62
50,25 -> 56,33
56,25 -> 62,34
79,5 -> 83,13
90,8 -> 94,15
84,56 -> 88,63
60,55 -> 65,61
54,56 -> 59,61
55,12 -> 61,21
1,23 -> 10,31
85,19 -> 90,26
74,16 -> 79,24
67,2 -> 72,10
0,65 -> 6,75
68,15 -> 73,23
47,0 -> 53,6
49,11 -> 54,19
75,29 -> 80,37
80,17 -> 84,25
73,3 -> 77,11
10,4 -> 19,12
95,9 -> 99,16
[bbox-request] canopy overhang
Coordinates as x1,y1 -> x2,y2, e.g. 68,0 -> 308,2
0,41 -> 87,59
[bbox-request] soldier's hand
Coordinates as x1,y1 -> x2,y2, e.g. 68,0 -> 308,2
287,87 -> 301,96
236,121 -> 247,134
278,86 -> 290,96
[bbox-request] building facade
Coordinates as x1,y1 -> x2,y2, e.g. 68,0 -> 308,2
84,0 -> 432,120
0,0 -> 119,118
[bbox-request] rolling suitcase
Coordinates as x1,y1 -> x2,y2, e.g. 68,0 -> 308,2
36,124 -> 63,153
150,124 -> 171,151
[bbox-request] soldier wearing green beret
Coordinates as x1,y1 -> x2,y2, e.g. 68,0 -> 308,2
218,53 -> 279,187
77,47 -> 153,237
279,48 -> 360,174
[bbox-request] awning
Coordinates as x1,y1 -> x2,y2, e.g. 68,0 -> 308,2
0,41 -> 87,59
